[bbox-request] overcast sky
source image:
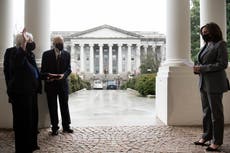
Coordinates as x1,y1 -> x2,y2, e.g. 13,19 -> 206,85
14,0 -> 166,34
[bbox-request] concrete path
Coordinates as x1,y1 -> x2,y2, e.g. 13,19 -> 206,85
69,89 -> 161,127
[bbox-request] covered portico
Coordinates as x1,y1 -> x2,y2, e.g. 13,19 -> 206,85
0,0 -> 229,128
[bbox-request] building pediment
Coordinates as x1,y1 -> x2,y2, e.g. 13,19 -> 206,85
71,24 -> 143,39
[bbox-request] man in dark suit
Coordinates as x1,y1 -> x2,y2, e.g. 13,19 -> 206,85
3,29 -> 41,153
41,35 -> 73,135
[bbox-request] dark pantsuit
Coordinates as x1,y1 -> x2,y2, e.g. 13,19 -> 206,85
200,89 -> 224,145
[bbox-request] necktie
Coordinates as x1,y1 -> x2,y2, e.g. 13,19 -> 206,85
57,54 -> 61,73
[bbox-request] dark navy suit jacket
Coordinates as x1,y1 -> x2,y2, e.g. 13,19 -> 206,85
3,47 -> 42,96
40,49 -> 71,92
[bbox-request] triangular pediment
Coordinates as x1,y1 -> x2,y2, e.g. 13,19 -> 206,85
71,25 -> 143,38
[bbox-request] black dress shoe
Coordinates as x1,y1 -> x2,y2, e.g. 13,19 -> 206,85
63,128 -> 74,133
50,130 -> 59,136
206,145 -> 220,151
194,139 -> 210,146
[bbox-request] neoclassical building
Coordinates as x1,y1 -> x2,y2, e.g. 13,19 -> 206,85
52,25 -> 166,80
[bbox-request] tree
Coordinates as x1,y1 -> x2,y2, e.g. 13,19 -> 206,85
139,48 -> 162,74
227,0 -> 230,57
190,0 -> 230,61
190,0 -> 200,62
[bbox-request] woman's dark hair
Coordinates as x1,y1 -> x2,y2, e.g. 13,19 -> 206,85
200,22 -> 223,42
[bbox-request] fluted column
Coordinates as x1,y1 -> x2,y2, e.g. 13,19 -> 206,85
127,44 -> 132,72
109,44 -> 113,74
200,0 -> 226,40
89,44 -> 94,73
143,45 -> 148,58
71,44 -> 76,73
99,44 -> 104,74
118,44 -> 122,73
161,44 -> 166,61
0,0 -> 14,128
136,45 -> 141,74
25,0 -> 51,128
80,44 -> 85,72
25,0 -> 51,65
163,0 -> 191,66
0,0 -> 14,65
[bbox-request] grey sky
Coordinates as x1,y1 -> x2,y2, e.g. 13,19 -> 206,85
14,0 -> 166,34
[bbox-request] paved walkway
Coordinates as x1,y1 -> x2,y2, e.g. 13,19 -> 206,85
1,125 -> 230,153
1,90 -> 230,153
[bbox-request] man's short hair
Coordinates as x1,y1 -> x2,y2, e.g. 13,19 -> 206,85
52,35 -> 64,45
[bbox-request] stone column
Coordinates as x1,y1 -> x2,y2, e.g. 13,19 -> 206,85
160,44 -> 166,62
25,0 -> 51,65
156,0 -> 200,126
99,44 -> 104,74
109,44 -> 113,74
0,0 -> 14,65
118,44 -> 122,74
135,45 -> 141,74
200,0 -> 226,40
127,44 -> 132,72
70,44 -> 76,73
163,0 -> 191,66
143,45 -> 148,58
89,44 -> 94,74
0,0 -> 14,128
80,44 -> 85,73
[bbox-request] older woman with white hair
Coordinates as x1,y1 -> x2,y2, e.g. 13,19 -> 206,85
3,29 -> 41,153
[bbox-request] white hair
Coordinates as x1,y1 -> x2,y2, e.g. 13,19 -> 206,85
15,32 -> 33,47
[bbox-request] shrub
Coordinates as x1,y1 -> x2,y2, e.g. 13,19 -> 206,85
135,74 -> 156,96
68,73 -> 91,94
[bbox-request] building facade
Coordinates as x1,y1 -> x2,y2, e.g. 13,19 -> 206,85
52,25 -> 166,80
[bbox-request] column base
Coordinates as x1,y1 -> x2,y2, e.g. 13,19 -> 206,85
156,64 -> 230,125
0,67 -> 50,129
156,65 -> 202,125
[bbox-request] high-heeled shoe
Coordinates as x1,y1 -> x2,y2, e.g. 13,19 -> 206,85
194,139 -> 210,146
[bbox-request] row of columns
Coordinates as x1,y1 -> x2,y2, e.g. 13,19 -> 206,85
74,44 -> 147,74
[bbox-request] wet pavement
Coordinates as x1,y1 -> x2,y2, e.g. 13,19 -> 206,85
0,90 -> 230,153
69,90 -> 160,127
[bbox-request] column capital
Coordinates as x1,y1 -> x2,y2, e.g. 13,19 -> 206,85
79,44 -> 85,48
143,45 -> 148,49
127,44 -> 132,47
118,44 -> 123,47
89,44 -> 94,47
108,44 -> 113,47
98,44 -> 104,47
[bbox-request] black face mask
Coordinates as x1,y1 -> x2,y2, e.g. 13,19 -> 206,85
202,34 -> 211,42
26,42 -> 36,51
55,43 -> 64,51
